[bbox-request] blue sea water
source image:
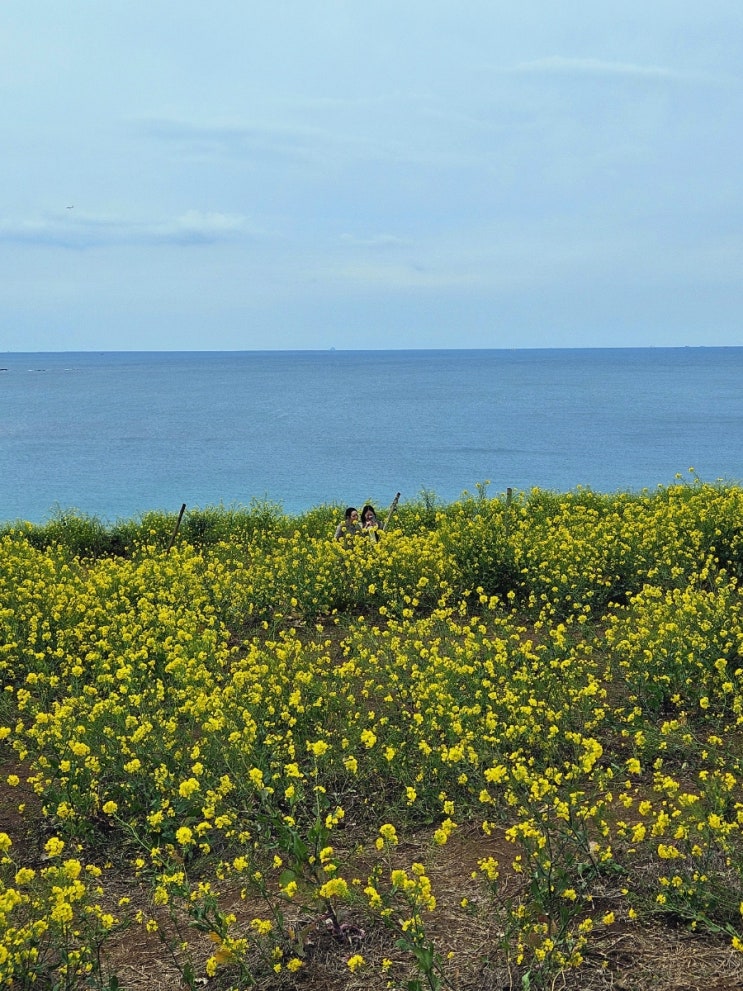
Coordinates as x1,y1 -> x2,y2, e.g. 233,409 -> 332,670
1,348 -> 741,524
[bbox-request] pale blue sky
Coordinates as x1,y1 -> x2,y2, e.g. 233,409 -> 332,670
2,1 -> 742,350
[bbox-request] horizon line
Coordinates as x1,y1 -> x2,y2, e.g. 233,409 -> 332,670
1,344 -> 739,356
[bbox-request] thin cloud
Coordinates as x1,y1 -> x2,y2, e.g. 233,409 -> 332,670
132,112 -> 444,170
134,116 -> 345,167
0,210 -> 259,249
340,233 -> 409,249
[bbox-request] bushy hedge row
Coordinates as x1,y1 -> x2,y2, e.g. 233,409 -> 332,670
4,478 -> 743,618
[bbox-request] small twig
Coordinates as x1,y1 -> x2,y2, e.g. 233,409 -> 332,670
166,504 -> 186,554
382,492 -> 401,531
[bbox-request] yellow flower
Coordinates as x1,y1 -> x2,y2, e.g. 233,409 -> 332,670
176,826 -> 194,846
657,843 -> 682,859
347,954 -> 365,972
360,729 -> 377,749
45,836 -> 65,858
378,823 -> 398,845
325,806 -> 345,829
478,856 -> 499,882
365,884 -> 383,908
51,901 -> 74,924
433,817 -> 457,846
318,877 -> 349,900
248,767 -> 264,788
63,859 -> 82,879
179,777 -> 200,798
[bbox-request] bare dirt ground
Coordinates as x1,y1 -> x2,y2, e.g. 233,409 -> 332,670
3,758 -> 743,991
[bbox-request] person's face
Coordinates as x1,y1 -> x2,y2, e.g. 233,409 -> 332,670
350,510 -> 359,523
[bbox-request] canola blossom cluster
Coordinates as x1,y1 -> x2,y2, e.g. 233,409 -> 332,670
1,477 -> 743,988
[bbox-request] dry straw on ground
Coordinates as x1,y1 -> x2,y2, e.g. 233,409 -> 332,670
4,772 -> 743,991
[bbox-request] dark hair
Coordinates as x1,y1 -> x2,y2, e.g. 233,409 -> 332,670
344,507 -> 358,521
361,504 -> 377,521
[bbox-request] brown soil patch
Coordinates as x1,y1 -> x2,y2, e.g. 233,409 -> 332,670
3,764 -> 743,990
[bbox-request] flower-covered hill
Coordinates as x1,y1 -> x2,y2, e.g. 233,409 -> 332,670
2,477 -> 743,990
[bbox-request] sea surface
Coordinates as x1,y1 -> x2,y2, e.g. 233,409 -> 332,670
1,348 -> 741,524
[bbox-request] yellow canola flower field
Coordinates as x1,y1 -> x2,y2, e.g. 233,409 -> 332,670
1,478 -> 743,990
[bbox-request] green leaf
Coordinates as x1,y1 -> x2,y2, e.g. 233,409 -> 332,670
278,868 -> 298,888
290,835 -> 309,860
412,945 -> 435,969
182,962 -> 196,989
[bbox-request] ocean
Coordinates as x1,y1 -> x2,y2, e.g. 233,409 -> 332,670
1,348 -> 741,524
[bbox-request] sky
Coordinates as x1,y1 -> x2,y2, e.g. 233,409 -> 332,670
1,1 -> 742,351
